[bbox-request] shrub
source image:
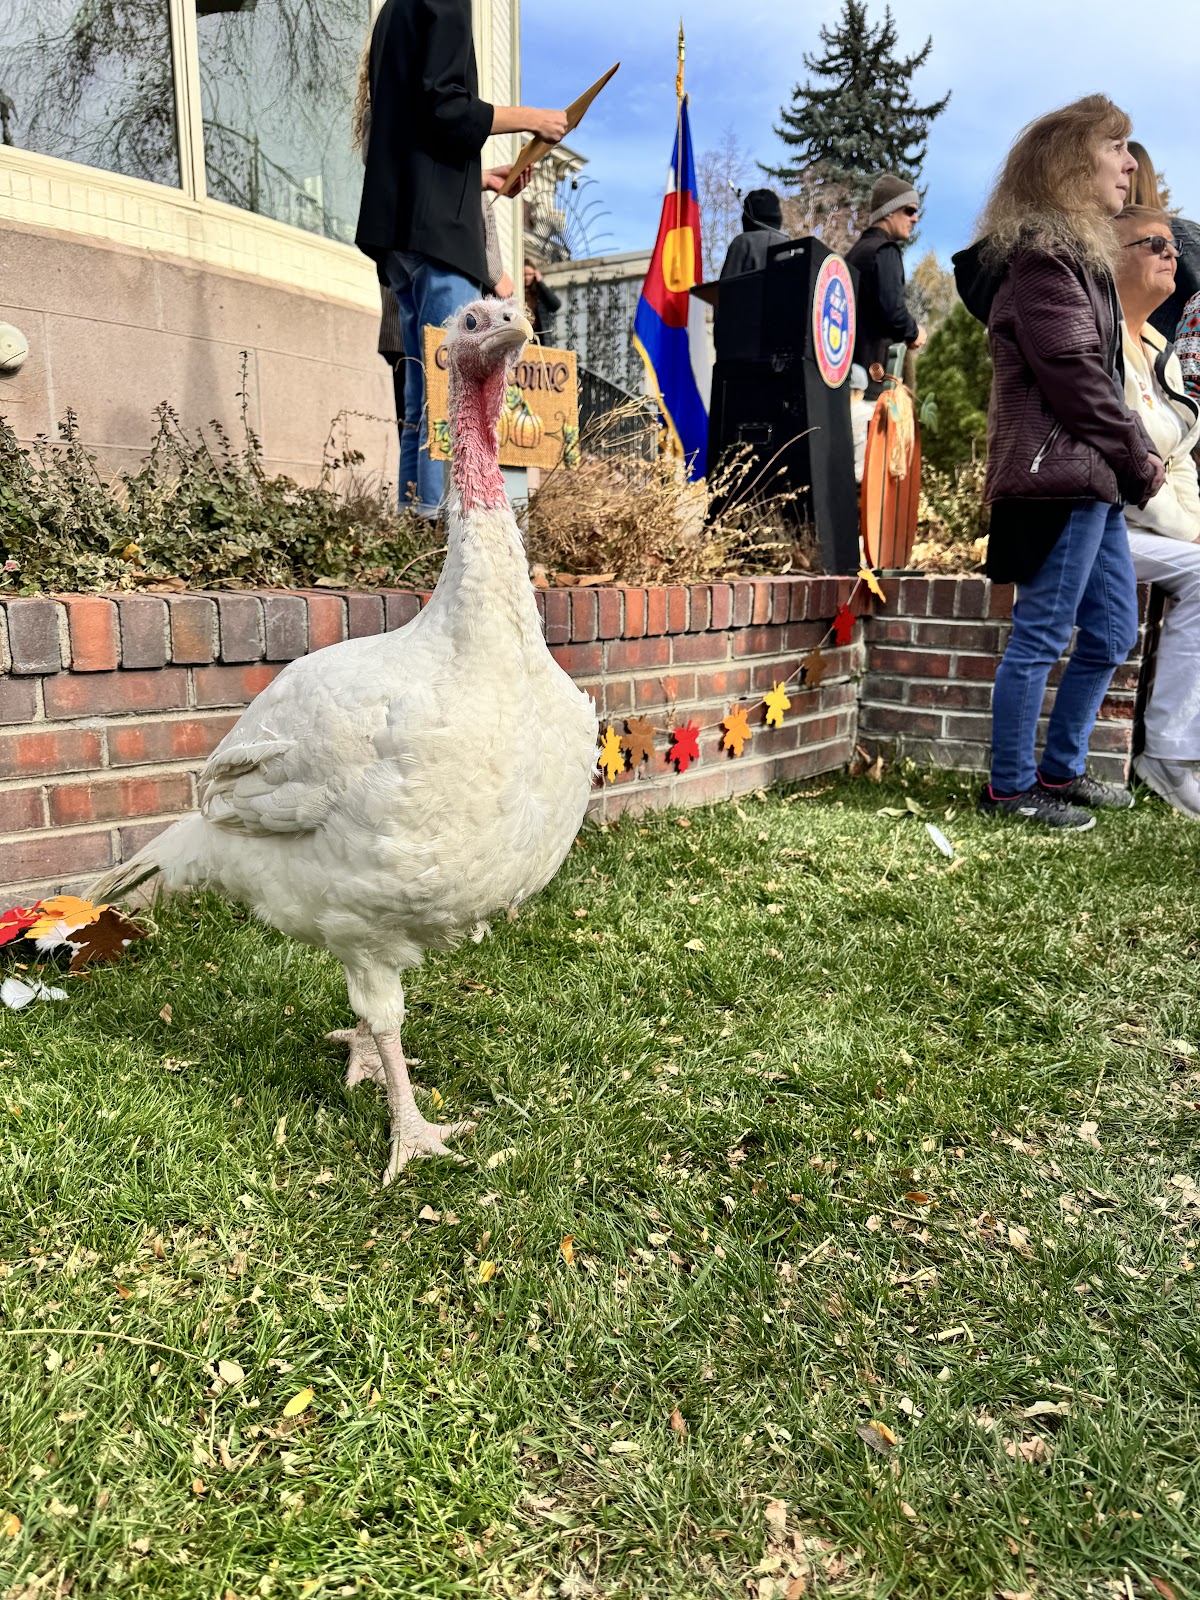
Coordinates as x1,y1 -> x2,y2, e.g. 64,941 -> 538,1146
916,303 -> 991,474
912,455 -> 989,572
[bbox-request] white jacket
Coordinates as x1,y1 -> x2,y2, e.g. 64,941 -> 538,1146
1122,323 -> 1200,542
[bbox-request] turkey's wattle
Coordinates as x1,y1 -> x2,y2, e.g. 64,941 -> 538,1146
92,299 -> 599,1182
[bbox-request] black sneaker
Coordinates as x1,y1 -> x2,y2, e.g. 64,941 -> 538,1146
977,783 -> 1096,830
1037,771 -> 1133,810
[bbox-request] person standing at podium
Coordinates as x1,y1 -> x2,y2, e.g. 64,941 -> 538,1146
845,175 -> 927,397
719,189 -> 789,279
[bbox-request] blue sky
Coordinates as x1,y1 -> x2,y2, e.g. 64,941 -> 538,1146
519,0 -> 1197,267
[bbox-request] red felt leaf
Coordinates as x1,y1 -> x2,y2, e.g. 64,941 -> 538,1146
668,721 -> 701,774
0,904 -> 43,949
832,603 -> 855,647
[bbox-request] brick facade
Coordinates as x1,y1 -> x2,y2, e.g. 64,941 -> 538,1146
0,575 -> 1153,905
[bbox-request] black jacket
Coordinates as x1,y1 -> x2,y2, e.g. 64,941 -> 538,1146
355,0 -> 494,287
719,222 -> 789,279
844,227 -> 918,374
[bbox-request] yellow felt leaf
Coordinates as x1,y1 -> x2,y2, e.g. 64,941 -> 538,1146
282,1386 -> 313,1418
721,705 -> 752,758
598,725 -> 625,783
858,566 -> 887,604
763,682 -> 792,729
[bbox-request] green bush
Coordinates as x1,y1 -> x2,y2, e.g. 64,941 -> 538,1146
916,302 -> 991,474
0,380 -> 443,596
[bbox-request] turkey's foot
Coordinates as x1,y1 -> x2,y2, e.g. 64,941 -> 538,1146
382,1117 -> 477,1185
326,1022 -> 384,1089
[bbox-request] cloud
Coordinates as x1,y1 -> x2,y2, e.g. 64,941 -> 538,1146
521,0 -> 1197,264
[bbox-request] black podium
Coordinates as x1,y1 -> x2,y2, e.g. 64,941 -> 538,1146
700,237 -> 859,574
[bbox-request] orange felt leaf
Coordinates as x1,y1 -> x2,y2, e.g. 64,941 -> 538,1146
598,725 -> 625,782
858,566 -> 887,604
721,705 -> 752,757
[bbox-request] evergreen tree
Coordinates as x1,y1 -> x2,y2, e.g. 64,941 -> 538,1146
915,303 -> 991,474
762,0 -> 949,203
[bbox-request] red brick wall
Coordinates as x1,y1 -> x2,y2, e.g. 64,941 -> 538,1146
858,575 -> 1149,785
0,578 -> 863,904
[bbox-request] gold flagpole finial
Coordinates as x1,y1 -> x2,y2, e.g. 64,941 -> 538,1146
675,20 -> 685,103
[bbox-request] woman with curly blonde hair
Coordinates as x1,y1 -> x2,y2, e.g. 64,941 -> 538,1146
955,95 -> 1165,828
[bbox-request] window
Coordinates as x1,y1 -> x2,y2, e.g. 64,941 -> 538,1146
0,0 -> 180,187
196,0 -> 371,244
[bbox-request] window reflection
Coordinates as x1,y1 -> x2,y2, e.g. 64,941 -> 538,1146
197,0 -> 370,244
0,0 -> 179,186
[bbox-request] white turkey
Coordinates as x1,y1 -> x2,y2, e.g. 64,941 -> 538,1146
93,298 -> 599,1181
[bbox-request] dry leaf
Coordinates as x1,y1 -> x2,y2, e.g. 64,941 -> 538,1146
486,1148 -> 514,1169
764,1498 -> 788,1537
159,1004 -> 172,1024
282,1387 -> 314,1418
905,1192 -> 930,1205
1005,1435 -> 1051,1465
669,1408 -> 687,1434
217,1360 -> 245,1386
478,1260 -> 497,1283
417,1205 -> 441,1223
190,1478 -> 207,1497
608,1439 -> 638,1454
1022,1400 -> 1069,1420
1150,1579 -> 1178,1600
856,1423 -> 895,1453
1,1512 -> 20,1538
560,1235 -> 576,1266
684,938 -> 706,952
274,1116 -> 287,1148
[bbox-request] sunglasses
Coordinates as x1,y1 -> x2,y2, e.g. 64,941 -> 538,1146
1123,235 -> 1180,259
900,206 -> 919,218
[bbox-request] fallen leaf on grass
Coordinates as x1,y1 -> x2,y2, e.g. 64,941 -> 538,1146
190,1478 -> 207,1497
1150,1579 -> 1179,1600
669,1408 -> 687,1434
608,1440 -> 638,1454
216,1360 -> 245,1386
159,1004 -> 172,1024
904,1192 -> 930,1206
856,1423 -> 898,1453
684,938 -> 706,952
417,1205 -> 441,1223
486,1148 -> 514,1170
47,1498 -> 78,1517
764,1498 -> 788,1537
560,1236 -> 575,1266
478,1261 -> 497,1283
282,1387 -> 313,1418
1022,1400 -> 1069,1420
1,1512 -> 20,1538
1005,1435 -> 1052,1465
1076,1119 -> 1101,1149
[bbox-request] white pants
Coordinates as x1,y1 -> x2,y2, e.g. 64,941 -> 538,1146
1127,530 -> 1200,760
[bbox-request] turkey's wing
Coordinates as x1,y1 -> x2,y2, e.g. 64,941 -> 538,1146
199,738 -> 336,834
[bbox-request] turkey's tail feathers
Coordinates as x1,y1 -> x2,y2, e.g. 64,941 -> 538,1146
90,813 -> 202,905
90,849 -> 164,906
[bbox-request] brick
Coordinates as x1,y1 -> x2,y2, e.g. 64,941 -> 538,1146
44,669 -> 189,720
193,663 -> 282,708
893,577 -> 930,617
50,772 -> 193,827
569,588 -> 599,643
166,595 -> 216,664
620,588 -> 646,639
783,622 -> 829,653
549,642 -> 603,675
860,674 -> 906,704
543,589 -> 571,645
119,819 -> 176,859
606,637 -> 671,672
596,588 -> 623,640
107,713 -> 238,767
0,678 -> 38,724
635,673 -> 695,710
867,646 -> 952,679
943,712 -> 993,741
644,587 -> 667,637
732,582 -> 754,628
0,786 -> 46,832
117,596 -> 170,669
987,583 -> 1015,619
603,680 -> 634,716
953,653 -> 1000,683
750,581 -> 772,625
672,632 -> 728,665
954,577 -> 989,619
928,580 -> 958,618
217,594 -> 264,661
665,585 -> 689,635
770,581 -> 793,625
732,625 -> 787,659
0,727 -> 102,779
1,830 -> 112,885
262,594 -> 308,659
306,593 -> 346,652
687,586 -> 711,632
860,705 -> 943,738
806,578 -> 840,619
61,596 -> 119,672
709,584 -> 733,631
907,681 -> 992,711
347,594 -> 385,639
788,583 -> 811,623
5,598 -> 61,674
694,667 -> 752,701
908,620 -> 1004,652
871,618 -> 915,645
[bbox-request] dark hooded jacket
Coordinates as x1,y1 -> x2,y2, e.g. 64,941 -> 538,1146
845,226 -> 919,378
953,237 -> 1160,582
719,190 -> 789,279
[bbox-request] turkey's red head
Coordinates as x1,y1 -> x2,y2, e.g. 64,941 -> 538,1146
444,297 -> 533,512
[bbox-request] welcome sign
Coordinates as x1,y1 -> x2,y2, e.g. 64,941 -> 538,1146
423,327 -> 581,471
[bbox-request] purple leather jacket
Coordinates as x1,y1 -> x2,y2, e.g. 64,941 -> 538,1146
981,250 -> 1159,508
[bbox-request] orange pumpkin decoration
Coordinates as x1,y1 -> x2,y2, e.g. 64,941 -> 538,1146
508,406 -> 543,451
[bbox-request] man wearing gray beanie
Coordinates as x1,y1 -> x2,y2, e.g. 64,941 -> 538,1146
845,173 -> 927,397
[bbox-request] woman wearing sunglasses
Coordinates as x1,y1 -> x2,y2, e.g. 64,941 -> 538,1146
1126,143 -> 1200,345
1112,205 -> 1200,816
956,96 -> 1164,828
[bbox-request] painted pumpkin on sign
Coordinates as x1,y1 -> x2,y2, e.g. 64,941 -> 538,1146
508,407 -> 543,451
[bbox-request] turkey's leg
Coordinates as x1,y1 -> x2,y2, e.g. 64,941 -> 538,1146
327,1021 -> 384,1088
373,1028 -> 475,1185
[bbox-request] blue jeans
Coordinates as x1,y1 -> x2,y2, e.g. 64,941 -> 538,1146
383,251 -> 480,516
990,500 -> 1139,794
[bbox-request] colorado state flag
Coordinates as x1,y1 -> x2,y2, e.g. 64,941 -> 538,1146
633,97 -> 710,480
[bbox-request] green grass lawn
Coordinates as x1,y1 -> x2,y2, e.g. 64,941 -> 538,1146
2,770 -> 1199,1600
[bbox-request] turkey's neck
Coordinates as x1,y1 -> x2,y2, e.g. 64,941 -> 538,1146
449,363 -> 509,514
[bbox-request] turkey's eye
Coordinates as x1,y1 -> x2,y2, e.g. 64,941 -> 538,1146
464,312 -> 479,332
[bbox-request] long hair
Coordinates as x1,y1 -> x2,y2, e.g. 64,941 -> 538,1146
977,94 -> 1132,273
1126,142 -> 1163,209
351,25 -> 373,152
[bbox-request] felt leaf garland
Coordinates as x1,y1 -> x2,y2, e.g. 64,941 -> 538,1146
668,721 -> 701,773
598,725 -> 625,782
0,906 -> 41,948
832,603 -> 856,647
721,705 -> 752,758
68,908 -> 148,972
620,716 -> 657,768
858,566 -> 887,604
763,682 -> 791,729
801,647 -> 827,688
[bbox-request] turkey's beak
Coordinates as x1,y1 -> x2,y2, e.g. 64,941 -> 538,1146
482,312 -> 533,357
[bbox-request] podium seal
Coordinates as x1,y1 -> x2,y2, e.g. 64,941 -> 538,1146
812,256 -> 855,388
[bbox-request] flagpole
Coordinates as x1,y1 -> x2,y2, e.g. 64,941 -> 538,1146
675,21 -> 685,238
